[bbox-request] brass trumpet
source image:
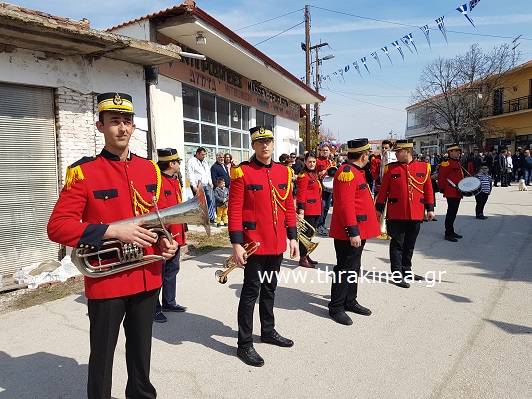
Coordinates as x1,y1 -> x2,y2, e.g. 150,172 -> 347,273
215,241 -> 260,284
72,182 -> 211,278
297,218 -> 319,255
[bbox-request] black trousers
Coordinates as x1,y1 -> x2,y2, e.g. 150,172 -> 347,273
475,192 -> 489,216
328,239 -> 365,314
87,289 -> 158,399
444,197 -> 461,236
237,254 -> 283,348
387,219 -> 421,277
156,247 -> 181,312
299,215 -> 319,257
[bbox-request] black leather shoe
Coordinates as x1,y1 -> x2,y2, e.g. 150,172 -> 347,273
445,235 -> 458,242
345,302 -> 372,316
394,279 -> 410,288
452,233 -> 463,238
261,330 -> 294,347
162,304 -> 187,312
154,311 -> 167,323
237,346 -> 264,367
476,215 -> 488,220
432,218 -> 438,222
307,256 -> 318,265
329,311 -> 353,325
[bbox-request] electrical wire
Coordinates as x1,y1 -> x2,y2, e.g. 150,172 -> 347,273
234,8 -> 304,31
254,21 -> 305,46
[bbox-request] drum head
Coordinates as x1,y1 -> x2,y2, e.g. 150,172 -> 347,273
457,177 -> 481,196
322,176 -> 334,192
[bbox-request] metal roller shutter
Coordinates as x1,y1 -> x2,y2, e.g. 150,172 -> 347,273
0,83 -> 59,276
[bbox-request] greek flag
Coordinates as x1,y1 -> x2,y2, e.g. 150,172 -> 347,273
435,16 -> 448,43
403,33 -> 418,54
420,25 -> 431,49
392,41 -> 404,60
353,61 -> 362,77
457,4 -> 475,27
381,46 -> 393,65
371,52 -> 382,69
361,57 -> 370,73
469,0 -> 480,11
400,36 -> 414,54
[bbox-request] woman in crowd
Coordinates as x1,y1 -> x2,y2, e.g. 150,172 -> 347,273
296,152 -> 322,268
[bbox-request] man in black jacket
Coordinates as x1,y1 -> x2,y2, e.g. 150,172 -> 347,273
211,152 -> 231,189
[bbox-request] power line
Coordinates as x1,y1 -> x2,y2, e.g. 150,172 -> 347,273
254,21 -> 305,46
323,89 -> 405,112
234,8 -> 304,31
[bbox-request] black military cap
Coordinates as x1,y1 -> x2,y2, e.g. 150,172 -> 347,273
447,143 -> 461,152
249,126 -> 274,142
157,148 -> 181,162
347,138 -> 370,153
97,92 -> 134,114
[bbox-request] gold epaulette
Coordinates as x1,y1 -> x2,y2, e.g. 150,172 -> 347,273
231,165 -> 244,180
65,165 -> 84,190
337,165 -> 354,182
298,172 -> 306,178
440,161 -> 450,167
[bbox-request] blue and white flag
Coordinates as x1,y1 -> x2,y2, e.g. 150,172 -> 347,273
353,61 -> 362,77
332,71 -> 342,83
457,4 -> 475,27
381,46 -> 393,65
392,41 -> 404,60
420,25 -> 431,49
435,16 -> 448,43
361,57 -> 370,73
344,64 -> 350,73
339,69 -> 345,83
400,36 -> 414,54
402,33 -> 418,54
469,0 -> 480,11
371,52 -> 382,69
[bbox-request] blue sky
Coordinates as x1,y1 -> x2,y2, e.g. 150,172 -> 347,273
13,0 -> 532,141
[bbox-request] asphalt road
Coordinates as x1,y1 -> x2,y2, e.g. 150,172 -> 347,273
1,186 -> 531,399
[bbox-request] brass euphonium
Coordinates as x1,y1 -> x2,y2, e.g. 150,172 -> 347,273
215,241 -> 260,284
72,182 -> 211,278
297,218 -> 319,255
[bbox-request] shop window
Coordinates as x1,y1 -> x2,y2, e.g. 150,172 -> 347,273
201,124 -> 216,145
217,98 -> 229,126
231,131 -> 241,147
184,121 -> 199,143
218,129 -> 230,147
183,86 -> 199,119
256,110 -> 275,128
230,102 -> 241,129
201,92 -> 215,123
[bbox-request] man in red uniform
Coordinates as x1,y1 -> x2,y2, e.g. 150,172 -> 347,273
154,148 -> 187,323
438,143 -> 464,242
47,92 -> 178,399
315,143 -> 335,235
228,126 -> 298,367
370,139 -> 393,193
375,139 -> 434,288
328,138 -> 380,326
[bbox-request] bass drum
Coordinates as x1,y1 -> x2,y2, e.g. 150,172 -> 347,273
322,176 -> 334,193
457,176 -> 482,197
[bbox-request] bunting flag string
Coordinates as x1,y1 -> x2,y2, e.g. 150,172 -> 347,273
435,16 -> 448,43
392,41 -> 404,60
371,52 -> 382,69
420,25 -> 431,49
469,0 -> 480,11
316,1 -> 482,86
361,57 -> 370,73
456,4 -> 475,27
381,46 -> 393,65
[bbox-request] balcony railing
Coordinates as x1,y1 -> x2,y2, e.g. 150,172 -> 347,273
485,95 -> 532,117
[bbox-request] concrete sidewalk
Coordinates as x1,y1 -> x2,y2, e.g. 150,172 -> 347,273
1,187 -> 531,399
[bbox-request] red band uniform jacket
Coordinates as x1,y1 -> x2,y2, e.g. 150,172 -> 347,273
296,170 -> 323,216
438,158 -> 464,198
160,172 -> 186,246
228,158 -> 297,255
316,156 -> 334,179
329,163 -> 381,240
47,149 -> 167,299
375,161 -> 434,220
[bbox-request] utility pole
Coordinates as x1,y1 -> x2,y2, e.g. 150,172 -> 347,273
304,5 -> 311,152
312,42 -> 328,139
